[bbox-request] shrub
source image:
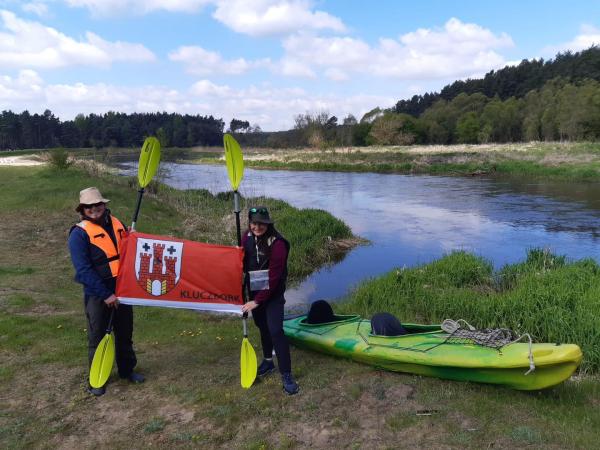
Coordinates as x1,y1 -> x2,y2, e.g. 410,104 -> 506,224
47,147 -> 73,170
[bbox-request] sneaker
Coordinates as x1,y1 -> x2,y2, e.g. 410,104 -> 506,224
281,372 -> 299,395
87,384 -> 106,396
257,359 -> 275,377
120,372 -> 145,383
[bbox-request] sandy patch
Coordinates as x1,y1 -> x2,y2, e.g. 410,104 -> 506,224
0,155 -> 45,166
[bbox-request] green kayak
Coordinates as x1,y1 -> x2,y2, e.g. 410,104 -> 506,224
283,314 -> 582,390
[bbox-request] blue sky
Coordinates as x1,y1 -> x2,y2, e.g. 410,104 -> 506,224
0,0 -> 598,130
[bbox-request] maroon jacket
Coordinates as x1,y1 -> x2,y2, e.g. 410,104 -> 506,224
242,230 -> 289,304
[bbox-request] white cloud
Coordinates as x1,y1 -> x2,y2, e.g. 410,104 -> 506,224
64,0 -> 211,16
0,10 -> 155,69
169,45 -> 269,75
280,33 -> 367,79
22,2 -> 49,17
324,68 -> 349,81
0,71 -> 393,130
0,69 -> 44,102
543,24 -> 600,55
64,0 -> 347,37
85,32 -> 156,63
212,0 -> 346,36
277,57 -> 316,78
280,18 -> 513,81
190,79 -> 233,96
283,34 -> 370,68
186,79 -> 394,130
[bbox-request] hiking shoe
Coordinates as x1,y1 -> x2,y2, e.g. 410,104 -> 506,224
257,359 -> 275,377
120,372 -> 145,383
281,372 -> 299,395
87,384 -> 106,396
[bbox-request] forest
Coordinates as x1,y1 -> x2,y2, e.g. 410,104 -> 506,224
1,46 -> 600,150
0,111 -> 224,150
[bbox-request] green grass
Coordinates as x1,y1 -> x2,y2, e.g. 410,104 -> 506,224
144,417 -> 166,433
339,249 -> 600,373
0,266 -> 35,276
182,141 -> 600,181
1,163 -> 599,449
11,141 -> 600,181
247,156 -> 600,181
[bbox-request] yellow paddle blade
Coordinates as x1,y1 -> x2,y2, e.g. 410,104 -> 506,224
240,337 -> 257,389
89,333 -> 115,388
224,133 -> 244,191
138,136 -> 161,188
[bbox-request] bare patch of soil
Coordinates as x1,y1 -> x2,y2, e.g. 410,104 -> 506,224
327,237 -> 368,252
0,155 -> 45,166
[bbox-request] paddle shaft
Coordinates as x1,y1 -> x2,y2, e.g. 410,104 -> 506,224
105,308 -> 115,333
234,191 -> 242,245
131,187 -> 145,231
234,190 -> 250,333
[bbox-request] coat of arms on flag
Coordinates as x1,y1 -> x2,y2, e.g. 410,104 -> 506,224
135,237 -> 183,296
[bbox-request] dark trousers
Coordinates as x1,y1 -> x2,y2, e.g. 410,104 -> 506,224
252,296 -> 292,374
84,295 -> 137,378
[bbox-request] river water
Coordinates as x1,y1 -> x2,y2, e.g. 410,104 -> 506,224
119,162 -> 600,306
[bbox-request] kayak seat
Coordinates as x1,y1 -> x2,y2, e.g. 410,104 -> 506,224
306,299 -> 341,324
371,312 -> 409,336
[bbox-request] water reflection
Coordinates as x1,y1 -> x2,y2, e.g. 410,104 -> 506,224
119,162 -> 600,306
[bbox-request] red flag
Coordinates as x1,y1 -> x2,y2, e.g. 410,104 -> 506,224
116,232 -> 243,313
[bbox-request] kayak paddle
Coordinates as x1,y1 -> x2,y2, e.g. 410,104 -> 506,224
88,136 -> 162,389
131,136 -> 161,231
224,133 -> 257,389
89,310 -> 115,388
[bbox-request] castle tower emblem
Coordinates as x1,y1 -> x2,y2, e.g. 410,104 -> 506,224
135,238 -> 183,296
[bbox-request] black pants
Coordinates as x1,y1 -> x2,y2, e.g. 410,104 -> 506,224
252,296 -> 291,374
84,295 -> 137,378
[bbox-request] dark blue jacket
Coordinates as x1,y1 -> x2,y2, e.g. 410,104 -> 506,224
68,219 -> 117,300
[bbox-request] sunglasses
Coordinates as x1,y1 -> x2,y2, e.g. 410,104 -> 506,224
249,207 -> 268,214
83,202 -> 105,209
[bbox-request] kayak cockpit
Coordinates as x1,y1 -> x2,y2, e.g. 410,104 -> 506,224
298,314 -> 360,326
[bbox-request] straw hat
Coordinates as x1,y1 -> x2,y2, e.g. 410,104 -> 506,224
76,187 -> 110,212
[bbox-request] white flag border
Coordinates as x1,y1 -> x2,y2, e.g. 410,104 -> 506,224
119,297 -> 242,314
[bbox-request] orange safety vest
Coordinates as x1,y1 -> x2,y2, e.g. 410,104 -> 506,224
75,216 -> 126,278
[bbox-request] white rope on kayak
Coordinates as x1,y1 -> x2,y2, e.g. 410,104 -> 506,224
441,319 -> 535,375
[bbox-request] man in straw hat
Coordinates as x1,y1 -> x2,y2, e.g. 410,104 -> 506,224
68,187 -> 144,396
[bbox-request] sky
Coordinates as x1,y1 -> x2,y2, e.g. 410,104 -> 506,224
0,0 -> 598,131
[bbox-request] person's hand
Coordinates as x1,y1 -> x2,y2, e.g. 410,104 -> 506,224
104,294 -> 119,308
241,301 -> 258,313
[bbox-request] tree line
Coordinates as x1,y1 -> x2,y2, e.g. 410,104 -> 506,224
365,78 -> 600,145
0,110 -> 224,150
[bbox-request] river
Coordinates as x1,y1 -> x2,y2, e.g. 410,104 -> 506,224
119,162 -> 600,306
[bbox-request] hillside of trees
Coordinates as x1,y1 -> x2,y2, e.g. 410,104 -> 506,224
394,46 -> 600,117
1,46 -> 600,151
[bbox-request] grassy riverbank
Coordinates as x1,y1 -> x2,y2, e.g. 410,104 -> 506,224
187,141 -> 600,181
6,141 -> 600,181
339,249 -> 600,374
1,164 -> 599,449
